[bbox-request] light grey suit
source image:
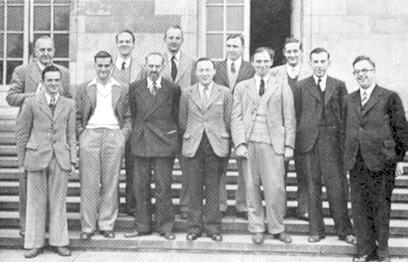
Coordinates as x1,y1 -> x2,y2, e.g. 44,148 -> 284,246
231,74 -> 296,234
15,93 -> 76,249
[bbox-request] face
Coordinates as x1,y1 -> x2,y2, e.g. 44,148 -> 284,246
164,28 -> 183,53
353,60 -> 375,89
309,52 -> 331,77
116,32 -> 135,57
94,57 -> 113,81
283,42 -> 301,66
226,37 -> 244,61
43,71 -> 62,96
195,60 -> 216,86
35,38 -> 55,66
145,54 -> 163,81
252,51 -> 273,78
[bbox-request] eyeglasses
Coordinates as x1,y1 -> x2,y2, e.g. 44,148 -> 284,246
353,69 -> 374,75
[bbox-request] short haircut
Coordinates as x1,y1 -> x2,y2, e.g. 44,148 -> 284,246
34,35 -> 54,48
164,25 -> 183,39
116,29 -> 135,43
42,65 -> 61,81
145,52 -> 164,64
352,55 -> 376,69
226,33 -> 245,46
309,47 -> 330,60
251,47 -> 275,61
94,50 -> 113,63
283,37 -> 302,51
194,57 -> 216,70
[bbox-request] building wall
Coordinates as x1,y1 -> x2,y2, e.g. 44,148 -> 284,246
300,0 -> 408,110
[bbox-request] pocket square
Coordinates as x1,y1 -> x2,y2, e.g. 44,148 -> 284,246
167,130 -> 177,134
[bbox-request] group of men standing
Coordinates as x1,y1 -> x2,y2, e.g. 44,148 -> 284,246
7,25 -> 408,262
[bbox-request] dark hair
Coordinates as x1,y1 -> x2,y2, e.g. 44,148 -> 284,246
164,25 -> 183,39
251,47 -> 275,61
116,29 -> 135,43
42,65 -> 61,81
94,50 -> 113,63
144,52 -> 164,64
194,57 -> 216,70
283,37 -> 302,51
226,33 -> 245,46
309,47 -> 330,60
352,55 -> 376,69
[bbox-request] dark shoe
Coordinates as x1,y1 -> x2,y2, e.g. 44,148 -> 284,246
352,255 -> 368,262
274,232 -> 292,244
80,232 -> 93,240
24,248 -> 43,259
339,234 -> 357,245
236,211 -> 248,220
125,209 -> 135,216
251,233 -> 264,244
54,246 -> 71,257
124,230 -> 150,238
161,232 -> 176,240
298,212 -> 309,221
186,233 -> 201,241
100,230 -> 115,238
210,233 -> 223,242
308,234 -> 325,243
221,211 -> 227,217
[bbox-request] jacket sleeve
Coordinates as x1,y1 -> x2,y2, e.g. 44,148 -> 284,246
231,83 -> 247,148
75,84 -> 85,138
121,85 -> 132,141
388,91 -> 408,161
178,89 -> 189,135
282,81 -> 296,149
67,100 -> 78,164
223,89 -> 233,135
6,66 -> 35,107
15,99 -> 33,166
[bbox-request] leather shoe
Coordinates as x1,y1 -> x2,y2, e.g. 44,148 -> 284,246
308,234 -> 325,243
54,246 -> 71,257
298,212 -> 309,221
161,232 -> 176,240
80,232 -> 93,240
339,234 -> 356,245
251,233 -> 264,244
352,255 -> 368,262
24,248 -> 43,259
100,230 -> 115,238
186,232 -> 201,241
124,230 -> 150,238
274,232 -> 292,244
236,211 -> 248,220
210,233 -> 223,242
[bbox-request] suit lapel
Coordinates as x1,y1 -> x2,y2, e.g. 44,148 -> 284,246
203,84 -> 222,110
141,79 -> 172,119
305,77 -> 322,103
324,77 -> 336,106
362,85 -> 382,116
135,79 -> 151,108
29,63 -> 42,90
245,78 -> 259,102
191,83 -> 204,110
263,76 -> 280,102
217,61 -> 229,87
161,54 -> 172,81
53,96 -> 65,121
175,52 -> 188,84
38,93 -> 53,120
236,62 -> 251,83
111,84 -> 122,112
86,84 -> 97,109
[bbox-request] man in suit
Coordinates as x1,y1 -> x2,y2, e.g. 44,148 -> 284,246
345,56 -> 408,262
214,33 -> 255,219
15,65 -> 76,258
179,57 -> 232,242
124,52 -> 180,240
231,47 -> 295,244
271,37 -> 310,220
76,51 -> 130,240
112,29 -> 143,216
161,25 -> 196,219
6,35 -> 71,237
294,47 -> 355,244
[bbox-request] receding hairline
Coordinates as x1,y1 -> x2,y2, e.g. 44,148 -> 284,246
164,26 -> 184,39
35,36 -> 54,48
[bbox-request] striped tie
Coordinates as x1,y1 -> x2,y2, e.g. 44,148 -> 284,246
361,90 -> 368,106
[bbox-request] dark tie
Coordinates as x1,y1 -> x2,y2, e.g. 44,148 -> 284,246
317,77 -> 322,91
259,78 -> 265,97
121,61 -> 126,70
49,96 -> 56,114
171,56 -> 177,81
231,62 -> 236,74
151,81 -> 158,97
202,86 -> 209,107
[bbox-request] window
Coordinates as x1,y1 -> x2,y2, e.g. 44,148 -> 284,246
0,0 -> 70,86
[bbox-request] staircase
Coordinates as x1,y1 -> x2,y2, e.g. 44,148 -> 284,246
1,110 -> 408,257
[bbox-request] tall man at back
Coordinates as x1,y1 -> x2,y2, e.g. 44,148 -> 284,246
214,33 -> 254,219
6,35 -> 71,237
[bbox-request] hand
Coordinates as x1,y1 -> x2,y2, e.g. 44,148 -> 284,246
235,144 -> 248,158
70,163 -> 76,176
284,147 -> 294,162
395,162 -> 408,177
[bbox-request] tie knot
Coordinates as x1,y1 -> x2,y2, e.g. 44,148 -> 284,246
171,55 -> 176,62
50,96 -> 56,106
317,77 -> 322,85
121,61 -> 126,70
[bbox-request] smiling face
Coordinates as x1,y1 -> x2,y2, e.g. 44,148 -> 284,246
353,59 -> 376,89
116,32 -> 135,58
283,42 -> 301,66
94,57 -> 113,82
195,59 -> 216,86
309,51 -> 331,78
226,37 -> 244,61
252,50 -> 273,78
145,54 -> 163,81
164,27 -> 183,54
43,71 -> 62,96
35,38 -> 55,66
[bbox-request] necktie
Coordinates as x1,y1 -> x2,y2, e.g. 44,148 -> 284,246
151,81 -> 158,97
361,90 -> 368,106
202,86 -> 209,107
231,62 -> 236,74
171,56 -> 177,82
49,96 -> 56,114
259,79 -> 265,97
317,77 -> 323,91
121,61 -> 126,70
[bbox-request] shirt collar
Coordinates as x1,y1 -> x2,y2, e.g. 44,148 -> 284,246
286,63 -> 300,78
115,56 -> 132,69
44,91 -> 59,105
167,51 -> 181,65
254,73 -> 270,86
227,57 -> 242,72
199,81 -> 214,95
313,74 -> 327,85
360,82 -> 376,98
36,61 -> 47,72
147,76 -> 162,89
87,77 -> 120,88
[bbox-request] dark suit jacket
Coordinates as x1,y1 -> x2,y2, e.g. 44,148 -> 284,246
75,78 -> 131,140
294,76 -> 348,153
6,62 -> 71,107
344,85 -> 408,171
129,77 -> 181,157
214,60 -> 255,91
16,93 -> 77,172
